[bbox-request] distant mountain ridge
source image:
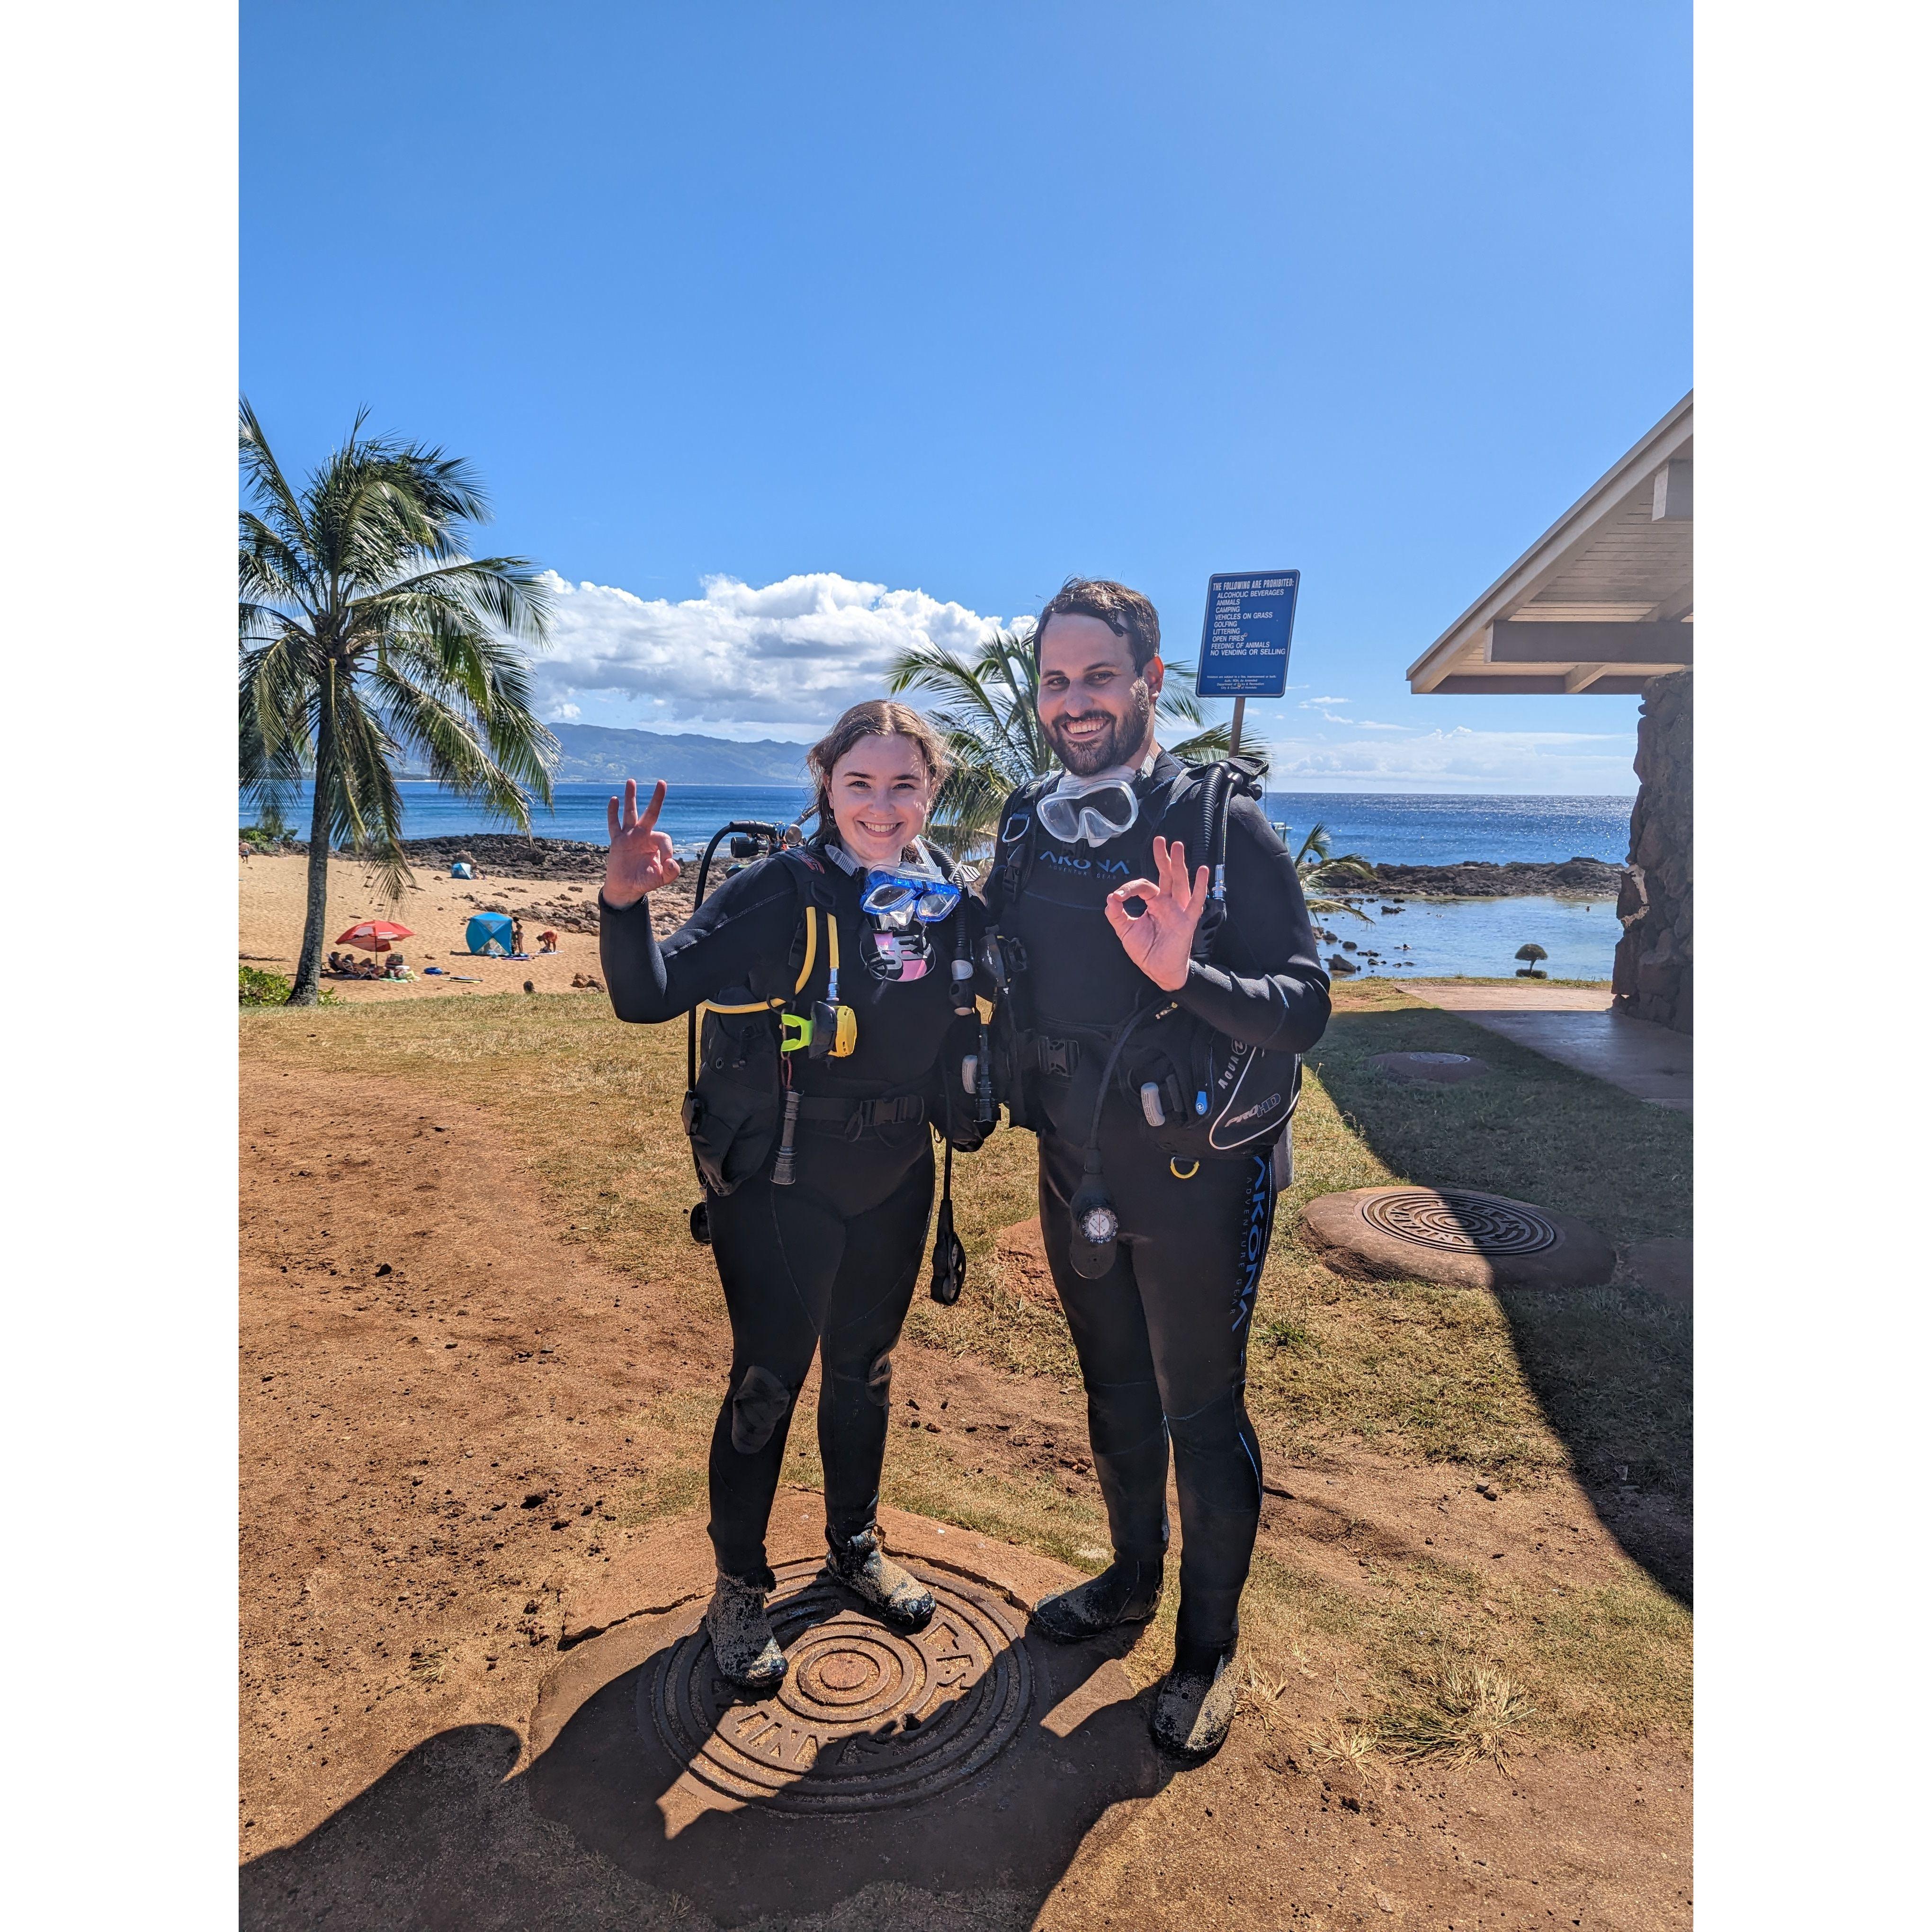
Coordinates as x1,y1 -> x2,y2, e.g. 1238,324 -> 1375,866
543,723 -> 811,785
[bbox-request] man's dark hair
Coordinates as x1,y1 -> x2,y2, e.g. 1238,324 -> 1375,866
1031,577 -> 1162,673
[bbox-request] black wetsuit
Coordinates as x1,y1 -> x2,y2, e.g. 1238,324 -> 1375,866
600,840 -> 975,1586
986,751 -> 1330,1662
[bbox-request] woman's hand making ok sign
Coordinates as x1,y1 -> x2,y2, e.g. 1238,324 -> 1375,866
603,778 -> 681,908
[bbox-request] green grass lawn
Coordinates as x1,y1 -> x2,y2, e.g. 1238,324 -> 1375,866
243,977 -> 1690,1754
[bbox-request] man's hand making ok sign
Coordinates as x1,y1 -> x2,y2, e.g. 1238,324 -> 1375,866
602,778 -> 681,908
1104,835 -> 1210,992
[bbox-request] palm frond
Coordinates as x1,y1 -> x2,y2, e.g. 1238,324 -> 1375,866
241,401 -> 560,994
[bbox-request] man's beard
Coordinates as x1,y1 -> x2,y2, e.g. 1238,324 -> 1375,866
1045,680 -> 1155,777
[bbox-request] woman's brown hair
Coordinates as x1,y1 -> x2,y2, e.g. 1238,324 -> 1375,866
805,700 -> 951,832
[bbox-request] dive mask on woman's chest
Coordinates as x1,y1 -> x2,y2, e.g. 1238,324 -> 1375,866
858,846 -> 960,983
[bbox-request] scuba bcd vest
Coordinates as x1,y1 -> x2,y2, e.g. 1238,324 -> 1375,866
677,821 -> 977,1304
978,756 -> 1303,1167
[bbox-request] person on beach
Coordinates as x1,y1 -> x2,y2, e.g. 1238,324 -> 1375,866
598,701 -> 982,1688
982,579 -> 1330,1760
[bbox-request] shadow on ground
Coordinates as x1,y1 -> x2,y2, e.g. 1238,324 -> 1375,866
1307,1004 -> 1693,1604
240,1590 -> 1173,1931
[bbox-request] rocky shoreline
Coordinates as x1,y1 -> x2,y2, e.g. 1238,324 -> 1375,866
1357,856 -> 1624,900
395,832 -> 611,878
278,834 -> 1626,902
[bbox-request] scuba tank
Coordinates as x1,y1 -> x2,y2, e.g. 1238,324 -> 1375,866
681,821 -> 785,1240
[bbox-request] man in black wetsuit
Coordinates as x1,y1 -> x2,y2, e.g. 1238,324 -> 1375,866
985,578 -> 1331,1760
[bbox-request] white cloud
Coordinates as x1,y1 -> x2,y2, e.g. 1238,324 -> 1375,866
517,567 -> 1637,790
1256,725 -> 1636,794
530,570 -> 1005,737
1301,695 -> 1351,707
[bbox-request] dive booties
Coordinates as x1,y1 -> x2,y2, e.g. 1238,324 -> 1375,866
825,1527 -> 936,1629
1067,1149 -> 1121,1279
1150,1638 -> 1243,1761
705,1570 -> 787,1689
1029,1555 -> 1164,1642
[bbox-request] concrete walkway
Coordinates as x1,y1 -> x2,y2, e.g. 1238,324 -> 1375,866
1406,981 -> 1692,1111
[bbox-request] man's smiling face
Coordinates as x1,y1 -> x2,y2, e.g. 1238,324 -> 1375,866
1037,614 -> 1164,777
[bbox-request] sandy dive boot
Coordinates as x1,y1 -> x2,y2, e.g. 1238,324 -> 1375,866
705,1571 -> 787,1689
826,1527 -> 936,1630
1150,1641 -> 1241,1761
1030,1555 -> 1163,1643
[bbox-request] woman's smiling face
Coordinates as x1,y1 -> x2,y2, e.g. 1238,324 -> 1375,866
827,732 -> 934,866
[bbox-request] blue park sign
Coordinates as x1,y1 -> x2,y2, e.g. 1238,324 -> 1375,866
1195,570 -> 1300,698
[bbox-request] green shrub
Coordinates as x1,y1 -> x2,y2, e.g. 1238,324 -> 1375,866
239,965 -> 292,1005
239,965 -> 338,1006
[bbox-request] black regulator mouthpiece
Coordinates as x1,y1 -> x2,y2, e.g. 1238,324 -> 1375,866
929,1196 -> 966,1305
1067,1149 -> 1120,1279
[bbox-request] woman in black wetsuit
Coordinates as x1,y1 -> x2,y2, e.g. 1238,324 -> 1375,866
598,701 -> 976,1689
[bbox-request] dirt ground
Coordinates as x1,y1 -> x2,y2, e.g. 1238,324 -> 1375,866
241,1055 -> 1690,1929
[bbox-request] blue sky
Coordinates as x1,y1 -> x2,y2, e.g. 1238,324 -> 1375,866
242,0 -> 1690,792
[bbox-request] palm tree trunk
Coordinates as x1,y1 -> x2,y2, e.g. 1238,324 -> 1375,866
287,713 -> 335,1006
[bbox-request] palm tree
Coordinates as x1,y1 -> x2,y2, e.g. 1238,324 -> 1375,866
1288,823 -> 1379,925
239,400 -> 557,1005
886,625 -> 1264,864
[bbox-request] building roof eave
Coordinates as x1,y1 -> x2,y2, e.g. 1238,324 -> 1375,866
1406,392 -> 1694,694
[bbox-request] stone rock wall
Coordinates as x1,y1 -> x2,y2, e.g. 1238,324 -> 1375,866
1612,670 -> 1692,1033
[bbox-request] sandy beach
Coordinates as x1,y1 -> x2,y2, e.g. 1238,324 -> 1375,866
238,849 -> 695,1000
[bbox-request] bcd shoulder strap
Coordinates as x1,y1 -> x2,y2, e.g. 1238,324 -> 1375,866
992,775 -> 1059,914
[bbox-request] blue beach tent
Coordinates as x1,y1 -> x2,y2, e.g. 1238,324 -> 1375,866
465,912 -> 515,957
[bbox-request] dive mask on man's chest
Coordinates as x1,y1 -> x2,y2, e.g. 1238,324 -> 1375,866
1036,773 -> 1141,847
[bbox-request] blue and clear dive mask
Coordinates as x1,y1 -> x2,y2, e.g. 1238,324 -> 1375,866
860,858 -> 961,924
857,843 -> 957,982
1036,774 -> 1141,847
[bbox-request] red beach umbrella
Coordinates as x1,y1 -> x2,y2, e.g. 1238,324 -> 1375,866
336,919 -> 415,954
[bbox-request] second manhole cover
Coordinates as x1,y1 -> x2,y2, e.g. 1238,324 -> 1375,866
1370,1050 -> 1491,1085
1361,1188 -> 1559,1254
1300,1185 -> 1615,1289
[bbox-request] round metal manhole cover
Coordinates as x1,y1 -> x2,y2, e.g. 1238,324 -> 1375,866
644,1557 -> 1032,1814
1360,1189 -> 1561,1256
1370,1051 -> 1490,1085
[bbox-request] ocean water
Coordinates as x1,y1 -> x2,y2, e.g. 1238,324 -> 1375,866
246,783 -> 1630,981
1261,792 -> 1629,867
247,782 -> 1631,866
1314,894 -> 1619,984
